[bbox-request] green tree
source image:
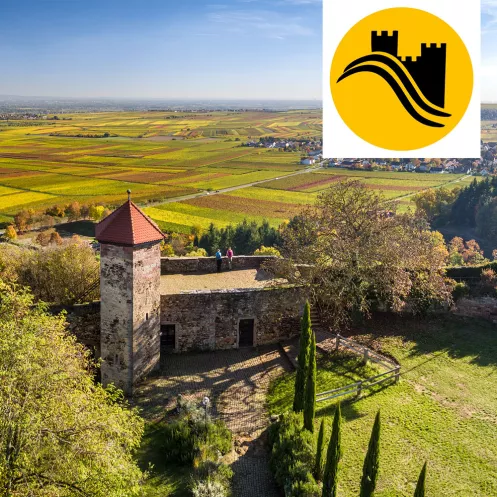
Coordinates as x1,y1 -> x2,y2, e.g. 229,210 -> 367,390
360,411 -> 381,497
322,404 -> 342,497
0,280 -> 144,496
293,302 -> 312,413
303,329 -> 316,432
314,419 -> 326,481
414,462 -> 427,497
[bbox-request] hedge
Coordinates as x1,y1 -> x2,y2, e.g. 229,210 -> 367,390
446,262 -> 497,280
269,412 -> 320,497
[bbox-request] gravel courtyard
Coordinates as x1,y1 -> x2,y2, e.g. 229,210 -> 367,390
135,346 -> 292,497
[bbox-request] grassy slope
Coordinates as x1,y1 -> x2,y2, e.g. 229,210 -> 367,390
267,316 -> 497,497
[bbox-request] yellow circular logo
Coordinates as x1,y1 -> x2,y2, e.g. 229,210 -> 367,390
330,7 -> 473,151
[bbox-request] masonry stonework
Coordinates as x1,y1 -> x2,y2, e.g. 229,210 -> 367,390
160,285 -> 307,353
100,242 -> 161,394
96,198 -> 306,394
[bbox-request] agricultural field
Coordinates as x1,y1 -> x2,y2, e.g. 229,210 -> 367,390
0,109 -> 476,231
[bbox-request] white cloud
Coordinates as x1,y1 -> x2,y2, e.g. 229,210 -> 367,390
207,9 -> 314,39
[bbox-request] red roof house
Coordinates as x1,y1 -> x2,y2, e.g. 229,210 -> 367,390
95,199 -> 164,246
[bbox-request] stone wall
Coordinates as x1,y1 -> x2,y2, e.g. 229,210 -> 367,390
160,255 -> 276,274
160,285 -> 307,353
59,301 -> 101,356
452,297 -> 497,323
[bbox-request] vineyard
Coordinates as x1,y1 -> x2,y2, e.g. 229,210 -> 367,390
0,109 -> 476,232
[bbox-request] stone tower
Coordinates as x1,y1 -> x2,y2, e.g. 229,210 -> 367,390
95,197 -> 164,395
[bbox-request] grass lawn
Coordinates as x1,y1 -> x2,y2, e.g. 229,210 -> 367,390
267,315 -> 497,496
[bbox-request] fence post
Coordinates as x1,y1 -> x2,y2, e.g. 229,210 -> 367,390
356,381 -> 362,398
395,366 -> 400,383
335,334 -> 340,351
363,348 -> 369,364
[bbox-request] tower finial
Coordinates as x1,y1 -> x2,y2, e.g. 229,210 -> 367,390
127,189 -> 131,201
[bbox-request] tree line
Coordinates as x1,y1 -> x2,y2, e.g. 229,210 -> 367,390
196,219 -> 282,256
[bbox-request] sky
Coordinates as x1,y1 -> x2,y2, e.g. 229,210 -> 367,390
0,0 -> 496,101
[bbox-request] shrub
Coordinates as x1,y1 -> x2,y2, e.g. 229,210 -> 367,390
480,269 -> 497,296
160,242 -> 176,257
191,479 -> 228,497
269,412 -> 320,496
162,396 -> 232,465
4,225 -> 17,240
452,282 -> 470,301
188,247 -> 208,257
254,245 -> 281,257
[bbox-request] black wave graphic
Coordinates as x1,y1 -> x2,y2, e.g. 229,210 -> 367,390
343,54 -> 451,118
337,65 -> 445,128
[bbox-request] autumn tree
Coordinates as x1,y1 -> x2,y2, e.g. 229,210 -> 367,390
274,181 -> 452,329
45,204 -> 65,218
49,230 -> 64,246
4,237 -> 100,305
80,203 -> 90,219
36,229 -> 54,247
66,201 -> 81,221
448,237 -> 488,266
4,225 -> 17,240
413,187 -> 460,221
13,210 -> 32,233
0,280 -> 144,496
89,205 -> 106,222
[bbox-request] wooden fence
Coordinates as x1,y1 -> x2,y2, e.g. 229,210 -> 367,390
316,333 -> 400,403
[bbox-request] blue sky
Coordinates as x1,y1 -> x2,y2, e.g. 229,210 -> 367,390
0,0 -> 496,101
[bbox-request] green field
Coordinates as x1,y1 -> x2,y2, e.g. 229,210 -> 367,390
267,316 -> 497,496
0,110 -> 476,230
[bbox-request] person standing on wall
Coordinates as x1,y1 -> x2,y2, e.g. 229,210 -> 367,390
226,247 -> 233,270
215,248 -> 222,273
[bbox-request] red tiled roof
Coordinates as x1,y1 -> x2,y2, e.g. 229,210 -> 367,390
95,200 -> 164,246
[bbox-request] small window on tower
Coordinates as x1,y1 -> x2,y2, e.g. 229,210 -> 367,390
146,313 -> 149,321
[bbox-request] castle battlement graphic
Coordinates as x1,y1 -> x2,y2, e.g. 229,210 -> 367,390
371,30 -> 447,108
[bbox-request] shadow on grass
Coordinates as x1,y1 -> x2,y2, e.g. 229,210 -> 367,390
136,422 -> 191,497
351,313 -> 497,368
267,349 -> 384,422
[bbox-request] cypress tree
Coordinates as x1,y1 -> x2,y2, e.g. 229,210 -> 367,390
322,403 -> 342,497
414,462 -> 427,497
315,418 -> 326,481
293,301 -> 312,412
303,329 -> 316,432
360,411 -> 381,497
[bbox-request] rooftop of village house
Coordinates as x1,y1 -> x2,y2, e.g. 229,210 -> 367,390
160,268 -> 288,294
